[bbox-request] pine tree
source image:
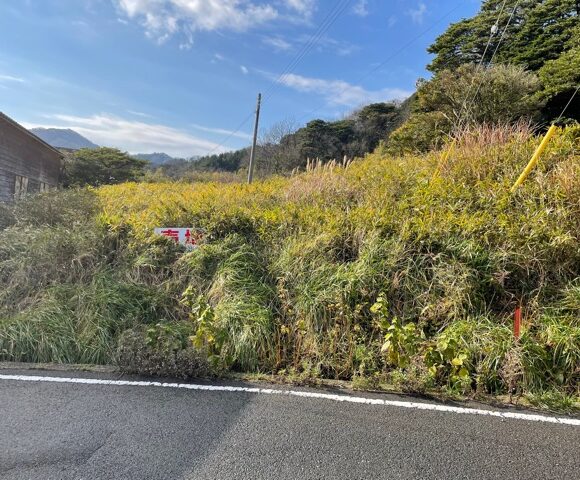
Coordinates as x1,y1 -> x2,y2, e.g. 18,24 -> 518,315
427,0 -> 579,73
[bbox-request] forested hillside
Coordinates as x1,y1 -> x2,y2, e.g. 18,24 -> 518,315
156,100 -> 411,178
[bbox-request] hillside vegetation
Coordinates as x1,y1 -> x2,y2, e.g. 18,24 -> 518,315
1,124 -> 578,407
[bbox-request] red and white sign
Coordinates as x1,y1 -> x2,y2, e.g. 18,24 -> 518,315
154,228 -> 204,250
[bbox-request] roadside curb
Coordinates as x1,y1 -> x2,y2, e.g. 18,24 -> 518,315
0,361 -> 118,374
1,361 -> 578,417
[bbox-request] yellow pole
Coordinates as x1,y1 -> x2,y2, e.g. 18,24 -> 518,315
432,139 -> 456,180
510,125 -> 558,193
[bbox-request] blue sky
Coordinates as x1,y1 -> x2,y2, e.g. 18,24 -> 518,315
0,0 -> 479,156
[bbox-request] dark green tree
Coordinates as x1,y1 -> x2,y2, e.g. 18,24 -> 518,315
150,102 -> 411,178
351,103 -> 402,154
537,26 -> 580,122
428,0 -> 579,73
193,148 -> 249,172
293,119 -> 352,162
63,148 -> 148,187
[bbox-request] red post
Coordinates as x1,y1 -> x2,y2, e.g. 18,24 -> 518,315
514,306 -> 522,339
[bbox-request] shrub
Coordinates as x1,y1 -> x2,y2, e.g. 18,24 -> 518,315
417,64 -> 542,125
384,111 -> 451,155
10,188 -> 99,227
117,324 -> 212,378
385,64 -> 543,154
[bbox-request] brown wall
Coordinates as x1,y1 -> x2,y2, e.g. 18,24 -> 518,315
0,115 -> 62,203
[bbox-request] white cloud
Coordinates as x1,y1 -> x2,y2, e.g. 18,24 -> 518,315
0,74 -> 25,83
275,73 -> 412,107
284,0 -> 316,16
114,0 -> 316,46
190,123 -> 252,140
353,0 -> 368,17
264,34 -> 357,56
262,36 -> 293,51
408,2 -> 427,24
304,35 -> 357,56
387,15 -> 397,28
179,27 -> 194,49
128,110 -> 153,118
240,65 -> 249,75
210,53 -> 226,64
24,114 -> 229,156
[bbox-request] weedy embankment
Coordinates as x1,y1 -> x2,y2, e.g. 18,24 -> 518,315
1,125 -> 578,410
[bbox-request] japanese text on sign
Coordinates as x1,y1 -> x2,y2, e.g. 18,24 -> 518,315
154,228 -> 204,250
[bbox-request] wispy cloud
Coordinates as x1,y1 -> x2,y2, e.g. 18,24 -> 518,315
190,123 -> 252,140
408,2 -> 427,24
353,0 -> 369,17
284,0 -> 317,19
274,73 -> 412,107
24,114 -> 229,156
240,65 -> 249,75
304,35 -> 358,56
115,0 -> 317,47
263,34 -> 357,56
0,74 -> 25,83
128,110 -> 153,118
262,36 -> 293,51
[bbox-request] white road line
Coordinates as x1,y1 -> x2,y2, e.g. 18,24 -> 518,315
2,374 -> 579,427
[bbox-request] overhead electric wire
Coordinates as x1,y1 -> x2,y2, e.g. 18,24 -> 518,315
455,0 -> 511,129
555,85 -> 580,123
204,111 -> 256,157
262,0 -> 353,102
460,0 -> 520,127
296,0 -> 466,122
206,0 -> 353,156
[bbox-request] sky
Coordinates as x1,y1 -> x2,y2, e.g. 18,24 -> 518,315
0,0 -> 480,157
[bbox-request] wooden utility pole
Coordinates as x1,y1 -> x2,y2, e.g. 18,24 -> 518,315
247,93 -> 261,184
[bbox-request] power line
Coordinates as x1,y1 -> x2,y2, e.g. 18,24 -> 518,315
489,0 -> 519,62
460,0 -> 520,127
455,0 -> 511,129
204,111 -> 255,157
433,0 -> 518,180
296,0 -> 466,122
205,0 -> 353,156
263,0 -> 350,99
262,0 -> 353,102
555,85 -> 580,123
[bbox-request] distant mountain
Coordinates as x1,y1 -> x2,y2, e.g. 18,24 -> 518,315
133,153 -> 201,165
30,128 -> 99,150
133,152 -> 175,165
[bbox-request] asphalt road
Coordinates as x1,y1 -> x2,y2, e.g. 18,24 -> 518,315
1,369 -> 579,480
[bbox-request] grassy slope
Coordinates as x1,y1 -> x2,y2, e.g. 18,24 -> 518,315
0,125 -> 578,406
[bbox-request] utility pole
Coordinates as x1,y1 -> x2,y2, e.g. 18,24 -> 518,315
247,92 -> 261,184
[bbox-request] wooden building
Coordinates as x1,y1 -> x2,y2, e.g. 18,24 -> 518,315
0,112 -> 62,203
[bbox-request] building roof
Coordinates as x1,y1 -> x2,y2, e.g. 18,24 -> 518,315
0,111 -> 64,158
